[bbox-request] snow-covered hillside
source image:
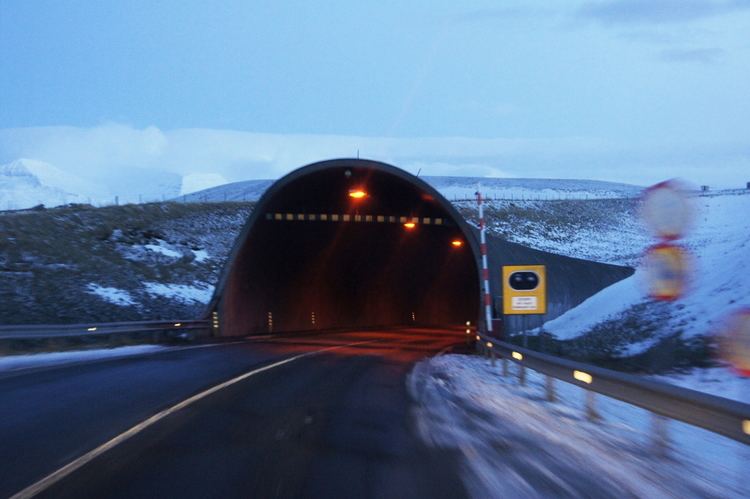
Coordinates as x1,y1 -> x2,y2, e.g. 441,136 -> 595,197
181,176 -> 644,203
425,176 -> 643,200
455,198 -> 647,266
180,179 -> 274,202
541,191 -> 750,361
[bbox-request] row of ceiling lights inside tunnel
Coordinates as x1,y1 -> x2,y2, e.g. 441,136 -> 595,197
346,184 -> 464,248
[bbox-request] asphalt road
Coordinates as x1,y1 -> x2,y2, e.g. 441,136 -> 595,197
0,328 -> 469,498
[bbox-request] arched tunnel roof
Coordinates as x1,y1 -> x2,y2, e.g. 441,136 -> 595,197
208,158 -> 483,336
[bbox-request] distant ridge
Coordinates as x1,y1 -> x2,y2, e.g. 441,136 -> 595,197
179,176 -> 644,203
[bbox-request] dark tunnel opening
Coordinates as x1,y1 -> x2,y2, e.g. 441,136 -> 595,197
215,160 -> 481,336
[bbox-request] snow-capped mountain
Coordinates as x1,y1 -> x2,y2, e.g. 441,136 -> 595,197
0,158 -> 183,210
181,176 -> 644,203
0,159 -> 95,209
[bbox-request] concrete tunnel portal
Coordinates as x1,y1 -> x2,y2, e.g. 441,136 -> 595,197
210,159 -> 482,336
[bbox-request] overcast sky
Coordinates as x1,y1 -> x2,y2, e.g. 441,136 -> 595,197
1,0 -> 748,189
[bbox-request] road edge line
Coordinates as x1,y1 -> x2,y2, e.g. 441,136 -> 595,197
10,339 -> 378,499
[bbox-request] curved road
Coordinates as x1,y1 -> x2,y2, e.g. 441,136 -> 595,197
0,328 -> 468,498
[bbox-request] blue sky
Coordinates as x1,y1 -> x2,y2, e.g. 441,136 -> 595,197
1,0 -> 749,188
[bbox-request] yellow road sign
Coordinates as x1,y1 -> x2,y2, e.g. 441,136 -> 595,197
502,265 -> 547,315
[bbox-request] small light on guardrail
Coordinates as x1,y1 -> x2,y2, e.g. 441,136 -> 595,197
573,370 -> 593,384
486,342 -> 493,348
475,335 -> 481,341
87,327 -> 97,332
466,321 -> 471,326
512,351 -> 523,361
174,323 -> 182,327
743,420 -> 750,436
466,329 -> 471,334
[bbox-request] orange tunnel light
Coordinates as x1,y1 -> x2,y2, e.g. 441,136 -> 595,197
403,222 -> 416,229
348,189 -> 367,199
451,239 -> 464,247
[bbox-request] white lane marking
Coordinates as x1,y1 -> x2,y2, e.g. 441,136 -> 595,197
10,339 -> 379,499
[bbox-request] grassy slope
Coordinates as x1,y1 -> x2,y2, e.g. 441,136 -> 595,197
0,202 -> 252,324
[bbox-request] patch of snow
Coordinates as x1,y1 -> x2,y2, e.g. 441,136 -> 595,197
616,336 -> 662,357
144,242 -> 182,258
143,282 -> 213,304
86,283 -> 136,306
0,345 -> 168,373
192,249 -> 209,262
410,354 -> 747,498
122,239 -> 184,261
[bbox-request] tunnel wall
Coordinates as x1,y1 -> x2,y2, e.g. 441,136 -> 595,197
482,230 -> 634,338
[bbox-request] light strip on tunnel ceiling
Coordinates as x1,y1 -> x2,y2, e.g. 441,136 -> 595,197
265,213 -> 448,226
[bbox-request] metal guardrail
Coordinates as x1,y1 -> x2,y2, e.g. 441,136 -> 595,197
473,331 -> 750,446
0,320 -> 210,340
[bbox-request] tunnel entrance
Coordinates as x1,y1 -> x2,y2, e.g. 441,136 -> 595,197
210,159 -> 481,336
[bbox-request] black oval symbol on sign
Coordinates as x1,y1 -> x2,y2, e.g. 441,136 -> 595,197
509,271 -> 539,291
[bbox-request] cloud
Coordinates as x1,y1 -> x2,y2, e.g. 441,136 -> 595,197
659,47 -> 724,63
578,0 -> 750,25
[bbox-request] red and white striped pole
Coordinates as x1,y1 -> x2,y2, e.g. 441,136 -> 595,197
476,184 -> 493,334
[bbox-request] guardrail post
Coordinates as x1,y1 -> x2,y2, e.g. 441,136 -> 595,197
490,348 -> 496,367
545,375 -> 556,402
519,364 -> 526,386
502,357 -> 508,377
651,413 -> 670,458
585,390 -> 600,422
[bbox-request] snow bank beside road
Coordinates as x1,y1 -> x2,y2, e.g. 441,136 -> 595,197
410,354 -> 745,498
